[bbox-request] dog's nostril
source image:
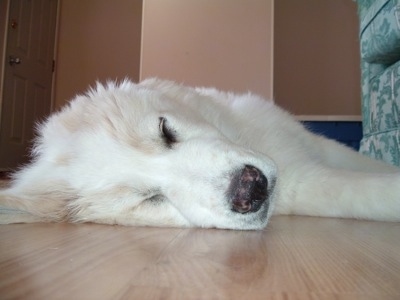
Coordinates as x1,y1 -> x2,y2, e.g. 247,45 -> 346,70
232,198 -> 252,214
229,165 -> 269,214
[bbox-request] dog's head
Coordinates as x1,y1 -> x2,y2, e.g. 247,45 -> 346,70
42,80 -> 278,230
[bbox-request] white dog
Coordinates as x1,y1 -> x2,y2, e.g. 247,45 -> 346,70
0,78 -> 399,230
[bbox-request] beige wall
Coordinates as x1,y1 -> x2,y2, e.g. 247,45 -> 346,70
141,0 -> 274,99
3,0 -> 362,118
274,0 -> 361,117
54,0 -> 142,108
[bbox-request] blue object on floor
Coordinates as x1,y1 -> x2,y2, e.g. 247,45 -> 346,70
302,121 -> 363,151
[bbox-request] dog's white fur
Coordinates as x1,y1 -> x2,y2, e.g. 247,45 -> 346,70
0,78 -> 399,230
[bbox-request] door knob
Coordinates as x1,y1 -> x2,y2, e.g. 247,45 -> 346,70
9,56 -> 21,66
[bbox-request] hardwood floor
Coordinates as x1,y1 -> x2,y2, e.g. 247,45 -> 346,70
0,216 -> 399,299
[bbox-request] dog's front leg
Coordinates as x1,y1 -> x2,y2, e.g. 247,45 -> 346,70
273,165 -> 400,222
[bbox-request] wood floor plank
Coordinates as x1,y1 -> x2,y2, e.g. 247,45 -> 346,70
0,216 -> 399,299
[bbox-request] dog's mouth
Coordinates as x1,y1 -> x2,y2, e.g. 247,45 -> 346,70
227,165 -> 271,214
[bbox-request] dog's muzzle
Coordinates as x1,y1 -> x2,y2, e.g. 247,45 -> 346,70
228,165 -> 270,214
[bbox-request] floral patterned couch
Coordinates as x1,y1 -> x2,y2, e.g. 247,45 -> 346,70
357,0 -> 400,166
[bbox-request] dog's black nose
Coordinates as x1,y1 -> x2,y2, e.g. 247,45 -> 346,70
228,165 -> 269,214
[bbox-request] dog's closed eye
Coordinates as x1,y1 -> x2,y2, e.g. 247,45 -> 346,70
159,117 -> 178,148
145,194 -> 165,205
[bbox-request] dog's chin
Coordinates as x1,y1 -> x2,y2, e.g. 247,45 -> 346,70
234,204 -> 272,230
201,200 -> 272,230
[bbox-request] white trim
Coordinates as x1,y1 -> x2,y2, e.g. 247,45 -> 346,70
0,0 -> 10,126
269,0 -> 274,100
139,0 -> 146,81
51,0 -> 61,112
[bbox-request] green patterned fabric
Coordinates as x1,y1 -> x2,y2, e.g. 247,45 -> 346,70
358,0 -> 400,64
357,0 -> 400,166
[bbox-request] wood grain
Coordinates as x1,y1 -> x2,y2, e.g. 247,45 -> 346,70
0,216 -> 399,299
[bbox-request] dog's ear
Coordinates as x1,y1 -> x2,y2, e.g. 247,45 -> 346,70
0,207 -> 48,224
139,77 -> 175,90
66,188 -> 154,224
0,188 -> 71,224
139,78 -> 197,100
